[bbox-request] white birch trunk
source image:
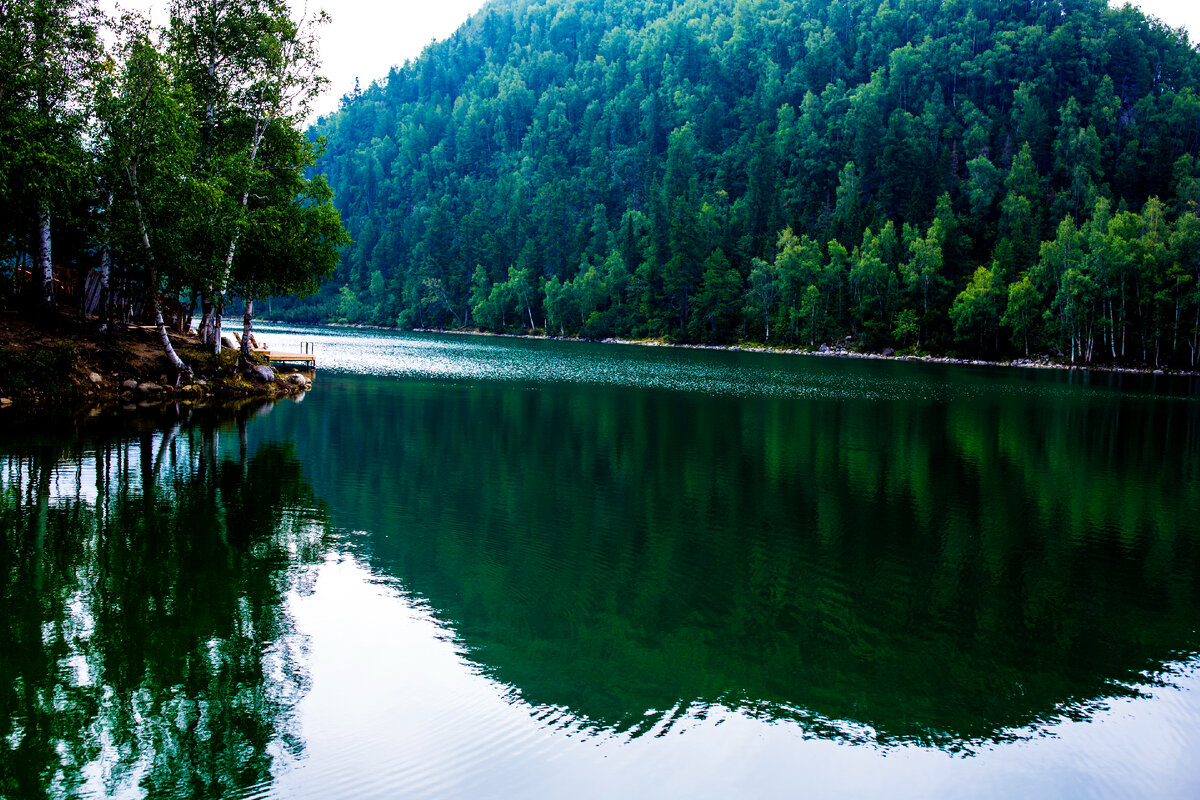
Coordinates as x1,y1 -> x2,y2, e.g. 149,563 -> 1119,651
37,205 -> 53,309
241,298 -> 254,362
98,247 -> 111,327
213,123 -> 263,354
131,183 -> 191,379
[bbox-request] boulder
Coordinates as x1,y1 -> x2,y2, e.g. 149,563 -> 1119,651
285,373 -> 308,388
122,379 -> 139,391
221,333 -> 239,350
87,372 -> 103,385
250,365 -> 275,382
882,347 -> 895,357
818,344 -> 830,353
137,382 -> 162,394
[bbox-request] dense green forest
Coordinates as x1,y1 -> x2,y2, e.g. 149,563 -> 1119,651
283,0 -> 1200,366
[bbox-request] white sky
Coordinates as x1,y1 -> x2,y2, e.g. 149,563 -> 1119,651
103,1 -> 1200,123
101,0 -> 488,121
1129,0 -> 1200,39
304,0 -> 487,119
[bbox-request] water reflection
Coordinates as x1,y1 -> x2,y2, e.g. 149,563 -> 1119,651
0,402 -> 331,799
244,335 -> 1200,750
4,328 -> 1200,798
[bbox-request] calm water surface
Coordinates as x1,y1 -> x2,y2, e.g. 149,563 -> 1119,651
2,325 -> 1199,798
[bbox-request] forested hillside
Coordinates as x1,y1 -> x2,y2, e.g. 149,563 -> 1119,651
290,0 -> 1200,365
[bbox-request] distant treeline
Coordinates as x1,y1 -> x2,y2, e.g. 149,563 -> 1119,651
280,0 -> 1200,366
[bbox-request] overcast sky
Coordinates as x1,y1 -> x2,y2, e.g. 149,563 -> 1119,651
103,0 -> 1200,122
305,0 -> 487,119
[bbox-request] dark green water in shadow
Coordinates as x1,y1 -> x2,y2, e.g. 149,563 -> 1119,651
3,327 -> 1200,797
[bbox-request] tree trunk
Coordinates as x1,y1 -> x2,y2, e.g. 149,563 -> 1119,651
213,297 -> 225,355
198,291 -> 216,345
240,299 -> 255,364
1113,283 -> 1123,355
36,205 -> 53,310
185,293 -> 198,333
1193,305 -> 1199,366
98,245 -> 111,331
212,119 -> 263,352
131,184 -> 191,381
1109,298 -> 1116,358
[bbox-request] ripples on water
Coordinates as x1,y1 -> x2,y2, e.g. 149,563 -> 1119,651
3,324 -> 1199,799
258,323 -> 1199,405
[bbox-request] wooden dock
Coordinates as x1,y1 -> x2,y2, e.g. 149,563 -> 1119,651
253,342 -> 316,366
258,351 -> 315,365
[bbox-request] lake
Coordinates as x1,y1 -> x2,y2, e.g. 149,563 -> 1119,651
2,325 -> 1199,798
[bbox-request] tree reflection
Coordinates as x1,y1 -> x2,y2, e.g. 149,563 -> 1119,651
0,402 -> 330,798
253,368 -> 1200,748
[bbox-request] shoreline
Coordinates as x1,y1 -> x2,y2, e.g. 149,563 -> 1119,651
0,311 -> 313,417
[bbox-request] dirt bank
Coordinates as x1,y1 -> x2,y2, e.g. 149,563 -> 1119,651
0,310 -> 311,415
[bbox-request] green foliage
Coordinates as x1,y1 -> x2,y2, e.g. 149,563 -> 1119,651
1002,274 -> 1042,356
892,308 -> 918,348
1,0 -> 346,370
268,0 -> 1200,365
950,265 -> 1002,352
0,341 -> 77,397
0,0 -> 103,307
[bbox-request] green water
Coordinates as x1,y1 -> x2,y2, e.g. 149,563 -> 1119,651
3,327 -> 1199,798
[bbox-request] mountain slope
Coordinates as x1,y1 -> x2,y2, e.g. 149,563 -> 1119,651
288,0 -> 1200,364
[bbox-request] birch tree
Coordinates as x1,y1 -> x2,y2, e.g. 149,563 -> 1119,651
168,0 -> 330,352
98,20 -> 198,378
0,0 -> 102,311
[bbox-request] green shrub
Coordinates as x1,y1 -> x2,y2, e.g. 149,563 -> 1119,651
0,341 -> 78,397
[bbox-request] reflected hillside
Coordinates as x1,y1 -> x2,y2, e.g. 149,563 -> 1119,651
0,402 -> 332,799
254,367 -> 1200,748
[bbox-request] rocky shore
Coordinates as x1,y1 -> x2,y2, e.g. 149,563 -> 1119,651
0,311 -> 311,416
